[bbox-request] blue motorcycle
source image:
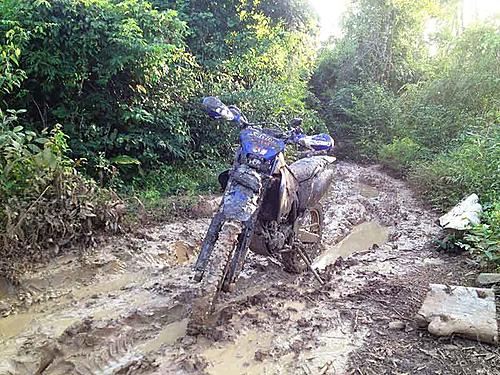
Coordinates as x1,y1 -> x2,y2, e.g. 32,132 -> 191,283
191,97 -> 336,327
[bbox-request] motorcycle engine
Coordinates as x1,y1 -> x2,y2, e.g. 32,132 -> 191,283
250,220 -> 295,256
262,221 -> 292,253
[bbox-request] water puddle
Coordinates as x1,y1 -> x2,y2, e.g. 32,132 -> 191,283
169,241 -> 195,264
202,329 -> 274,375
139,319 -> 188,353
313,221 -> 389,270
89,290 -> 153,320
355,183 -> 379,198
73,273 -> 144,299
201,324 -> 364,375
300,326 -> 366,374
0,313 -> 38,339
47,317 -> 81,337
0,310 -> 84,344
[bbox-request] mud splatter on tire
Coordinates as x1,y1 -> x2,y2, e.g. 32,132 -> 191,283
189,220 -> 243,333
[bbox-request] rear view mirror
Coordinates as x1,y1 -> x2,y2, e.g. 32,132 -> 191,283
202,96 -> 235,121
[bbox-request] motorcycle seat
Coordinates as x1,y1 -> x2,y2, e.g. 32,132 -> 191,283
288,155 -> 336,183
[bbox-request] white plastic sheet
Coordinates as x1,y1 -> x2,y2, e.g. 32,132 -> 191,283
439,194 -> 482,230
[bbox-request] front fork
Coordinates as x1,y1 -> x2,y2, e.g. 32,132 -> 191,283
222,218 -> 255,292
193,171 -> 267,285
193,212 -> 224,282
193,205 -> 259,285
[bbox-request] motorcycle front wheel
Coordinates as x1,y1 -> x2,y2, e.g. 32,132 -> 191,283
281,204 -> 323,273
189,220 -> 243,329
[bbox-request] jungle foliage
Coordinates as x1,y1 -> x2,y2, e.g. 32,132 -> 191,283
311,0 -> 499,268
1,0 -> 498,271
0,0 -> 320,276
0,0 -> 321,182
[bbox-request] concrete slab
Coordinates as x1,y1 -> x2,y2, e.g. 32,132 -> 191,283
415,284 -> 498,345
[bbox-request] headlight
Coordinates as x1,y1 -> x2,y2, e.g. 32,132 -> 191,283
247,157 -> 262,168
251,145 -> 268,156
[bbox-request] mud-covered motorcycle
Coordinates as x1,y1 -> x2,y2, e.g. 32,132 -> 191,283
191,97 -> 336,326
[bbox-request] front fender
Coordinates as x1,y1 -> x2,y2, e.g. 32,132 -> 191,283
222,165 -> 263,222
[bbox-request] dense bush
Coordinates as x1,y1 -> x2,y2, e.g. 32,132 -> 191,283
310,0 -> 433,98
410,129 -> 499,208
339,83 -> 402,160
0,109 -> 120,280
1,0 -> 200,173
313,18 -> 499,207
0,0 -> 320,185
459,202 -> 500,271
400,24 -> 499,207
1,0 -> 321,180
312,1 -> 499,267
131,159 -> 226,198
378,137 -> 426,175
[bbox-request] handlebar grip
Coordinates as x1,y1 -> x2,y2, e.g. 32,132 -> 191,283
290,118 -> 303,128
300,133 -> 334,151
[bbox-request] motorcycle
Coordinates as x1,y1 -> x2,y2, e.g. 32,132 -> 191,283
190,97 -> 336,327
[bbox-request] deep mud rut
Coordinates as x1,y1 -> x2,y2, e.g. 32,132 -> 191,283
1,162 -> 498,375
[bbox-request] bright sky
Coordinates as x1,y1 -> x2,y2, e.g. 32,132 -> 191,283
309,0 -> 350,40
309,0 -> 500,40
462,0 -> 500,25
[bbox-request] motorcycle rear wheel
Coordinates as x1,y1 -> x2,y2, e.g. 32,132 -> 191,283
189,220 -> 243,330
282,205 -> 323,274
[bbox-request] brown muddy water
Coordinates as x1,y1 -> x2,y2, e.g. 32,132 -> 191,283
354,182 -> 379,199
313,221 -> 390,271
0,162 -> 443,375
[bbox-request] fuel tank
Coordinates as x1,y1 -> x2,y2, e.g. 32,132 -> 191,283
288,155 -> 336,213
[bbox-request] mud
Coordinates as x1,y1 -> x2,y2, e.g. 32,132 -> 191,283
0,162 -> 498,375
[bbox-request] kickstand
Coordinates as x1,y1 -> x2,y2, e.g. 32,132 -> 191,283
295,246 -> 324,285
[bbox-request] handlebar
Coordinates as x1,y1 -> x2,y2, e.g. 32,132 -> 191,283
202,96 -> 334,152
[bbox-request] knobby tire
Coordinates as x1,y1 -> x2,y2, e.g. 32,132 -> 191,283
189,220 -> 243,330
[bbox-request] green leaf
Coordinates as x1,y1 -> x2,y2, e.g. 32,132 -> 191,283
27,143 -> 42,153
110,155 -> 141,165
35,138 -> 48,144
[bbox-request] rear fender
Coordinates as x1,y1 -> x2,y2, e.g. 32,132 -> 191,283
308,167 -> 334,208
292,156 -> 336,212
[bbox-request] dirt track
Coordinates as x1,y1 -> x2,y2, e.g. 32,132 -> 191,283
0,162 -> 498,374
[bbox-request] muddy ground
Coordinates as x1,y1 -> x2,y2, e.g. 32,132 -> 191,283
0,162 -> 498,375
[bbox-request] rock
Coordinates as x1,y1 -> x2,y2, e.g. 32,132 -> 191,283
254,349 -> 269,362
476,273 -> 500,286
0,301 -> 11,315
439,194 -> 482,230
191,196 -> 221,217
415,284 -> 498,345
169,241 -> 195,264
388,320 -> 406,330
